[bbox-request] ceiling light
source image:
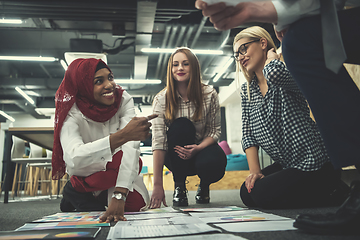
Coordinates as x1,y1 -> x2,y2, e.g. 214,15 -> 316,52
141,48 -> 223,55
213,57 -> 234,83
35,108 -> 55,116
0,110 -> 15,122
0,56 -> 58,62
114,79 -> 162,84
23,90 -> 40,97
15,87 -> 35,105
0,19 -> 22,24
60,59 -> 68,71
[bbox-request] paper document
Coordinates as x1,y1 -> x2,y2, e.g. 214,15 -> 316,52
214,219 -> 296,232
112,223 -> 221,239
15,221 -> 109,231
115,216 -> 203,227
189,209 -> 261,218
199,212 -> 290,224
125,212 -> 184,221
33,211 -> 104,222
181,206 -> 245,212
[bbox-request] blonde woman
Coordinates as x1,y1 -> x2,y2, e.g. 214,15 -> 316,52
234,26 -> 348,209
149,47 -> 227,208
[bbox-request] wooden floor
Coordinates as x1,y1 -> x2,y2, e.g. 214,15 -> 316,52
143,170 -> 249,191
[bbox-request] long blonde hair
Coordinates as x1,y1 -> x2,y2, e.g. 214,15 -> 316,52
164,47 -> 204,123
233,26 -> 277,100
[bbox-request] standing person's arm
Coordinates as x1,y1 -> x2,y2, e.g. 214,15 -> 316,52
195,0 -> 337,33
195,0 -> 277,30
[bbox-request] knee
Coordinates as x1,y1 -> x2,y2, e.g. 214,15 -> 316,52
240,182 -> 256,207
168,118 -> 195,135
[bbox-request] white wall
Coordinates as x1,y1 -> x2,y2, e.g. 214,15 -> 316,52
218,77 -> 245,154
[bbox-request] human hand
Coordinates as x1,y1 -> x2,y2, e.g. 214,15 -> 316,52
274,25 -> 288,42
174,144 -> 199,160
123,114 -> 158,142
245,172 -> 264,193
99,198 -> 126,223
149,185 -> 167,209
265,48 -> 280,66
195,0 -> 277,31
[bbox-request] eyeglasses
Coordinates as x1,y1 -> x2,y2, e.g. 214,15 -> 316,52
233,39 -> 260,60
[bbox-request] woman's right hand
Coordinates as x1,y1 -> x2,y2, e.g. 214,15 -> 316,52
245,172 -> 264,193
149,185 -> 167,209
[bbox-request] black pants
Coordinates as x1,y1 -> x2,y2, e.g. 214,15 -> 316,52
165,117 -> 227,187
62,180 -> 108,211
282,7 -> 360,169
240,162 -> 341,209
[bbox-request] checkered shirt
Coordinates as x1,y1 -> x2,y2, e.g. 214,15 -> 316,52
241,59 -> 330,171
152,85 -> 221,151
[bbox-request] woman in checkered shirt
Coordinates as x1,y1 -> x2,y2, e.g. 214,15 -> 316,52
235,26 -> 349,209
149,47 -> 227,208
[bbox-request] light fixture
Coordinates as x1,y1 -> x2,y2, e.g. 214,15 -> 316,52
213,57 -> 234,83
60,59 -> 68,71
0,19 -> 22,24
15,87 -> 35,105
35,108 -> 55,116
0,56 -> 58,62
0,110 -> 15,122
114,79 -> 162,84
141,48 -> 223,55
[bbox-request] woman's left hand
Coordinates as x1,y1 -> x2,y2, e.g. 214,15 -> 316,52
99,198 -> 126,223
174,144 -> 199,160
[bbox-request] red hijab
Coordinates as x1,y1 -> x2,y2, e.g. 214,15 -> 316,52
52,58 -> 124,180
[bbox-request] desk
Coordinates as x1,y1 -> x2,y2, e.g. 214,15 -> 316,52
2,127 -> 54,203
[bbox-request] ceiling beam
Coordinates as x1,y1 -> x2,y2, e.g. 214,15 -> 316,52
134,1 -> 157,79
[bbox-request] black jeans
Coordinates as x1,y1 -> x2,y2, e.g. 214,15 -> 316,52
240,162 -> 341,209
164,117 -> 227,187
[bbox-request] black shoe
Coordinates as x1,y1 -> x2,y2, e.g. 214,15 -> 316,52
293,180 -> 360,235
173,186 -> 188,207
60,197 -> 75,212
195,185 -> 210,204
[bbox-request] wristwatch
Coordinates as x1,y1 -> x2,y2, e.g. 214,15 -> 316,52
112,191 -> 127,201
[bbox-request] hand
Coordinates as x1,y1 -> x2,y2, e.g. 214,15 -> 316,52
245,172 -> 264,193
195,0 -> 277,31
265,48 -> 280,66
123,114 -> 158,142
99,198 -> 126,223
274,25 -> 288,42
174,144 -> 199,160
149,185 -> 167,209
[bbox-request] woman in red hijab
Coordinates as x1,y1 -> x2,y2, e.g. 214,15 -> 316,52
52,58 -> 157,222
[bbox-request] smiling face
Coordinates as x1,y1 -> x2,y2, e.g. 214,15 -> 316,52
233,37 -> 266,73
93,68 -> 116,106
172,52 -> 190,83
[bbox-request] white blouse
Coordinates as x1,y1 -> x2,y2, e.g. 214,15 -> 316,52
60,90 -> 140,191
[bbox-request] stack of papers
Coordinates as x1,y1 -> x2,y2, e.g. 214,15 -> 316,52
106,206 -> 296,239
